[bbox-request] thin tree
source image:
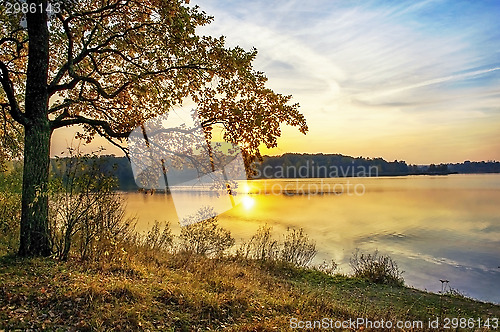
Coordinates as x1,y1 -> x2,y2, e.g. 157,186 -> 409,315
0,0 -> 307,256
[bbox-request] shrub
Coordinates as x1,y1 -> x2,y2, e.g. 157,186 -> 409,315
0,191 -> 20,254
238,225 -> 279,261
178,208 -> 234,256
279,228 -> 317,267
49,148 -> 135,262
0,165 -> 22,254
239,226 -> 317,267
143,220 -> 173,252
350,249 -> 404,286
75,193 -> 136,263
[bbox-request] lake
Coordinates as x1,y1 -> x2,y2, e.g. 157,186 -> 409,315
124,174 -> 500,304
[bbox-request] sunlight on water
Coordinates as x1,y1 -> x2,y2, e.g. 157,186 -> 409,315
241,196 -> 256,210
125,174 -> 500,304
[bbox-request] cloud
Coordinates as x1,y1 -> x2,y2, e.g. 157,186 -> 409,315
198,5 -> 345,102
200,0 -> 499,106
358,67 -> 500,102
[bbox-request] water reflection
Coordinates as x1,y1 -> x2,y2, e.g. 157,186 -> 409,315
125,174 -> 500,304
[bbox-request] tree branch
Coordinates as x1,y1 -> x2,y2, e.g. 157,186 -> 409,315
48,99 -> 77,114
50,115 -> 130,137
0,60 -> 28,126
49,20 -> 157,92
72,0 -> 126,18
91,125 -> 129,157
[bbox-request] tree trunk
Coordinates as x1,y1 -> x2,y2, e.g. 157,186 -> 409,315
18,1 -> 51,257
19,122 -> 52,256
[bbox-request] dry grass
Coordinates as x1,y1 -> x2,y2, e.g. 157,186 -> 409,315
1,253 -> 499,331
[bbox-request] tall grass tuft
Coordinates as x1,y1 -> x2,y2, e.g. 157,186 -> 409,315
350,249 -> 404,286
239,225 -> 317,267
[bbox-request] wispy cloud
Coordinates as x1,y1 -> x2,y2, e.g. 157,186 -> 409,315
358,67 -> 500,101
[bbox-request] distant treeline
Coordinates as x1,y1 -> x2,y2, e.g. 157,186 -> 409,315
252,153 -> 500,178
47,154 -> 500,190
254,154 -> 408,178
447,160 -> 500,174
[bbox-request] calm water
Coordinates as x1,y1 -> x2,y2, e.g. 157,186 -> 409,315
124,174 -> 500,304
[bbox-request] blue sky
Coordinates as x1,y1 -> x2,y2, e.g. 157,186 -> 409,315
194,0 -> 500,163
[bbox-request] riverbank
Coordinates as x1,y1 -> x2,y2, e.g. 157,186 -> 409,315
1,254 -> 498,331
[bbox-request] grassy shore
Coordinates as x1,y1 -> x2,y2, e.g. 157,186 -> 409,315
1,253 -> 498,331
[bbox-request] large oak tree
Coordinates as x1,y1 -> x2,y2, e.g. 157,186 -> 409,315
0,0 -> 307,256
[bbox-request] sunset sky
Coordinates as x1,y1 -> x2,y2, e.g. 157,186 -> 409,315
52,0 -> 500,164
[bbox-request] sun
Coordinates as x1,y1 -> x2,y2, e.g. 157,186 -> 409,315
241,196 -> 255,210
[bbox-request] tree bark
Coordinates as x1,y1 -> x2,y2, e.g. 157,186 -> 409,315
18,1 -> 52,257
19,122 -> 52,256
